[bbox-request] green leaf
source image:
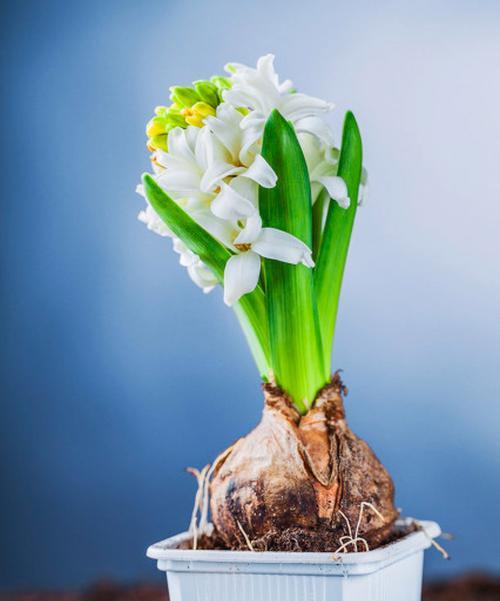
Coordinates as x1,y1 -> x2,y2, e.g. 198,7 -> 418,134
259,110 -> 327,413
142,174 -> 270,377
315,111 -> 363,371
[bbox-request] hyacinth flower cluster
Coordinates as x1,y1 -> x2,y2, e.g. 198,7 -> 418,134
138,55 -> 365,412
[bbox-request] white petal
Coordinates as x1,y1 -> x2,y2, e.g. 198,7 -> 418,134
191,209 -> 237,248
241,154 -> 277,188
187,259 -> 218,293
358,167 -> 368,206
204,105 -> 243,161
137,204 -> 172,237
239,126 -> 262,166
172,238 -> 197,267
279,93 -> 334,122
200,161 -> 244,193
211,181 -> 256,221
184,126 -> 200,151
223,251 -> 261,306
252,228 -> 314,267
310,181 -> 324,205
154,149 -> 169,167
361,167 -> 368,186
167,127 -> 196,162
179,192 -> 213,212
196,126 -> 232,168
278,79 -> 294,93
240,111 -> 266,131
294,116 -> 335,147
256,54 -> 278,85
230,176 -> 259,207
157,168 -> 201,194
223,88 -> 260,110
234,213 -> 262,245
317,176 -> 350,208
159,152 -> 193,172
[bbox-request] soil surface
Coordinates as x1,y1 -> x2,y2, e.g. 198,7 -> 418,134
186,520 -> 415,552
2,574 -> 500,600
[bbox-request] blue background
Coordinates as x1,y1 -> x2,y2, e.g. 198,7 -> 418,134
1,0 -> 499,591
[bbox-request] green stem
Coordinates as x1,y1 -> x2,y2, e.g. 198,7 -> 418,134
312,189 -> 329,261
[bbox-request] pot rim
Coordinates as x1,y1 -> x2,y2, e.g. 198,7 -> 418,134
147,518 -> 440,575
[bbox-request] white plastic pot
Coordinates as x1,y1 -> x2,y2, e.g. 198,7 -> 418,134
147,519 -> 440,601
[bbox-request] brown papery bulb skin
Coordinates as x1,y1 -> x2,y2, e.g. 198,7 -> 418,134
210,375 -> 399,551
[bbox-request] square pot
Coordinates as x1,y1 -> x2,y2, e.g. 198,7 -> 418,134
147,519 -> 440,601
147,522 -> 441,601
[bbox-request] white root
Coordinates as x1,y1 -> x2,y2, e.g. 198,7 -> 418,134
411,518 -> 450,560
187,447 -> 237,550
334,501 -> 384,554
334,537 -> 370,553
236,520 -> 255,551
187,464 -> 210,550
199,462 -> 216,532
338,510 -> 353,539
355,502 -> 384,540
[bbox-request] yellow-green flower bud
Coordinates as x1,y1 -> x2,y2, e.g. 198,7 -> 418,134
180,102 -> 216,127
169,86 -> 200,108
154,106 -> 169,117
148,134 -> 168,152
164,110 -> 187,129
193,80 -> 219,107
211,75 -> 232,102
146,116 -> 167,137
211,75 -> 231,91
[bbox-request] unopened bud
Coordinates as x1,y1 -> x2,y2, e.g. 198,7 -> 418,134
169,86 -> 200,108
193,80 -> 219,107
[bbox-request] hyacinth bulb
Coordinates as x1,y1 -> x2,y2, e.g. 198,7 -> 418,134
210,375 -> 398,551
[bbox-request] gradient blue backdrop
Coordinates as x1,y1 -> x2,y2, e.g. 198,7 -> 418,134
1,0 -> 499,591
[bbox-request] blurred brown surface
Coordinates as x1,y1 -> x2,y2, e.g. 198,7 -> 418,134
423,573 -> 500,601
2,573 -> 500,601
0,583 -> 167,601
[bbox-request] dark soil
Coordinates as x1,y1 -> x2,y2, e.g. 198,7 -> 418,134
183,520 -> 415,552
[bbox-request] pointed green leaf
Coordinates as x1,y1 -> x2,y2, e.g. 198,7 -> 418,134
259,110 -> 327,412
315,111 -> 363,370
142,174 -> 270,376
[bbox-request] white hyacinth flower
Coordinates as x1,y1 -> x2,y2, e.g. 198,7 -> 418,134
223,54 -> 335,147
172,238 -> 218,293
210,176 -> 258,223
138,54 -> 363,303
300,133 -> 350,208
223,214 -> 314,306
137,192 -> 173,237
359,167 -> 368,206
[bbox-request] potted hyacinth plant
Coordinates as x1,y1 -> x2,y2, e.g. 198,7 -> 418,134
138,55 -> 442,601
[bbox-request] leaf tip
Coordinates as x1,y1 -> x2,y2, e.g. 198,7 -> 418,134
141,172 -> 155,189
344,111 -> 361,141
